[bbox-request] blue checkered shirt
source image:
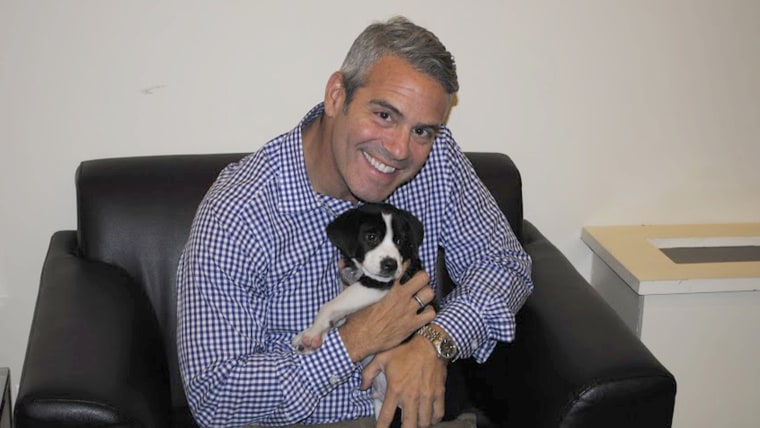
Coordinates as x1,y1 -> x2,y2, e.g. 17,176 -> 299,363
177,104 -> 533,427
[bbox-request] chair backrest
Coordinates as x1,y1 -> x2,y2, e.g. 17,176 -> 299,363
75,151 -> 524,407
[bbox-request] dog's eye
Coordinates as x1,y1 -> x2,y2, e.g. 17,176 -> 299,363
393,236 -> 403,246
365,232 -> 379,243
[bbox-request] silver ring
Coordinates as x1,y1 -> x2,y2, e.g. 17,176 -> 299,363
413,294 -> 425,309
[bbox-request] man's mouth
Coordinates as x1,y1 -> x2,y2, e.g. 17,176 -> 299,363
363,152 -> 396,174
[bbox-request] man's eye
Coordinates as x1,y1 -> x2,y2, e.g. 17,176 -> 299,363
376,111 -> 391,121
413,127 -> 436,141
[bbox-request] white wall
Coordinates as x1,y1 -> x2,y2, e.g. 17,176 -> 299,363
1,0 -> 759,398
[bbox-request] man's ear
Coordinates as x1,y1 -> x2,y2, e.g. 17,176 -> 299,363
323,71 -> 346,117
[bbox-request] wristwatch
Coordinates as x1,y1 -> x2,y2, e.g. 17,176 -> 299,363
416,324 -> 459,362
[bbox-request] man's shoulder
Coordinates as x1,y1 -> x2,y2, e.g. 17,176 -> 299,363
203,137 -> 289,211
419,128 -> 470,176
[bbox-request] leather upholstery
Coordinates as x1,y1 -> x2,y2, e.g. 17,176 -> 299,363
15,152 -> 676,427
76,153 -> 239,408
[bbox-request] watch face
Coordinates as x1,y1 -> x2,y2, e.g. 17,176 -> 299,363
439,338 -> 458,359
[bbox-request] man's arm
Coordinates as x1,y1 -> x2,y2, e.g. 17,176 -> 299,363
361,321 -> 449,428
433,148 -> 534,362
337,270 -> 437,363
176,204 -> 357,427
365,143 -> 534,427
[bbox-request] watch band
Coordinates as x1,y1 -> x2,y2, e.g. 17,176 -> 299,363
417,324 -> 442,343
416,324 -> 458,361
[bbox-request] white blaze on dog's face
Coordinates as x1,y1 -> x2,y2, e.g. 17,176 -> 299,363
354,213 -> 403,282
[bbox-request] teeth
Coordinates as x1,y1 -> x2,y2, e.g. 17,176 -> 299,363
363,152 -> 396,174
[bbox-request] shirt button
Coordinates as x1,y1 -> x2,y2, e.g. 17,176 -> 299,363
329,375 -> 340,385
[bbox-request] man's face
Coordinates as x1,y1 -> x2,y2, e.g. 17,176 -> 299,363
325,55 -> 451,203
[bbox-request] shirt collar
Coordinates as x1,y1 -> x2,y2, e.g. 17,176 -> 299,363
275,103 -> 354,217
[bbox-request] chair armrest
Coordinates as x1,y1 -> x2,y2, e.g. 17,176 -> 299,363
484,221 -> 676,427
15,231 -> 171,428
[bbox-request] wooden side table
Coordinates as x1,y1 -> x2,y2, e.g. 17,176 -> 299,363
1,367 -> 11,428
582,224 -> 760,428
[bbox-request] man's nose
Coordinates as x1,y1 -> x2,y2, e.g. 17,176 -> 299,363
382,128 -> 412,160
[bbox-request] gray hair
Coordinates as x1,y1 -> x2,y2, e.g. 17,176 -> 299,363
339,16 -> 458,106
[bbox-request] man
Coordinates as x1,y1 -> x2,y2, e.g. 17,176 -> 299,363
177,16 -> 533,428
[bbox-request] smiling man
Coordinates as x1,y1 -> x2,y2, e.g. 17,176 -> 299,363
304,54 -> 451,205
177,16 -> 533,428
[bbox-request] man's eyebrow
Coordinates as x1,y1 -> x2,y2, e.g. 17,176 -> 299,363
370,99 -> 403,118
370,99 -> 443,131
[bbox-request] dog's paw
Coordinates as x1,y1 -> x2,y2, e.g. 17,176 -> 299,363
292,329 -> 325,355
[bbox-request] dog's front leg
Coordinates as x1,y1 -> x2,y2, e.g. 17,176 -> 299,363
293,284 -> 388,354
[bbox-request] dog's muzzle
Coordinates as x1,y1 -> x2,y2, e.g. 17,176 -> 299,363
379,257 -> 398,276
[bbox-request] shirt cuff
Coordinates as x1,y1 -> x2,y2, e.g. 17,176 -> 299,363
297,328 -> 359,397
433,300 -> 492,363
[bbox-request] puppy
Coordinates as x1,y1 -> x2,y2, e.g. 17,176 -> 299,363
291,203 -> 425,418
292,202 -> 424,353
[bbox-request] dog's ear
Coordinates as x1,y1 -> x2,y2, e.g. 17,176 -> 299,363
399,209 -> 424,250
397,209 -> 424,285
326,210 -> 360,256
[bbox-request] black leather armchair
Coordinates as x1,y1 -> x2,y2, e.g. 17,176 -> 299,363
15,152 -> 676,427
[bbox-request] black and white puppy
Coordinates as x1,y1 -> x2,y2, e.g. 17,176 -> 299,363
292,203 -> 425,420
292,202 -> 424,354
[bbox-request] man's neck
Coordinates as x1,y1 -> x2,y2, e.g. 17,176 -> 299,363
302,114 -> 356,203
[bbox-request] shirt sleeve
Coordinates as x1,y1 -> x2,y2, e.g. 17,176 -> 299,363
433,145 -> 534,363
176,200 -> 358,427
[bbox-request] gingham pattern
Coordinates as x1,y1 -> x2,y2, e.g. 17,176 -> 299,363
176,104 -> 533,427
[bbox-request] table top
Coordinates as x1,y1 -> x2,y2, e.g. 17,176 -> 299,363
582,223 -> 760,295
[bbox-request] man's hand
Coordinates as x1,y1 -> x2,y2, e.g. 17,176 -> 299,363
361,333 -> 448,428
338,270 -> 436,363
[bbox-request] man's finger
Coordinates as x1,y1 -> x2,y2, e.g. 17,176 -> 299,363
432,395 -> 446,426
402,399 -> 418,428
360,359 -> 381,390
376,399 -> 399,428
418,305 -> 437,324
418,395 -> 434,428
416,286 -> 436,305
401,271 -> 430,296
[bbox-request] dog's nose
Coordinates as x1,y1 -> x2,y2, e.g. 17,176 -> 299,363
380,258 -> 398,274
